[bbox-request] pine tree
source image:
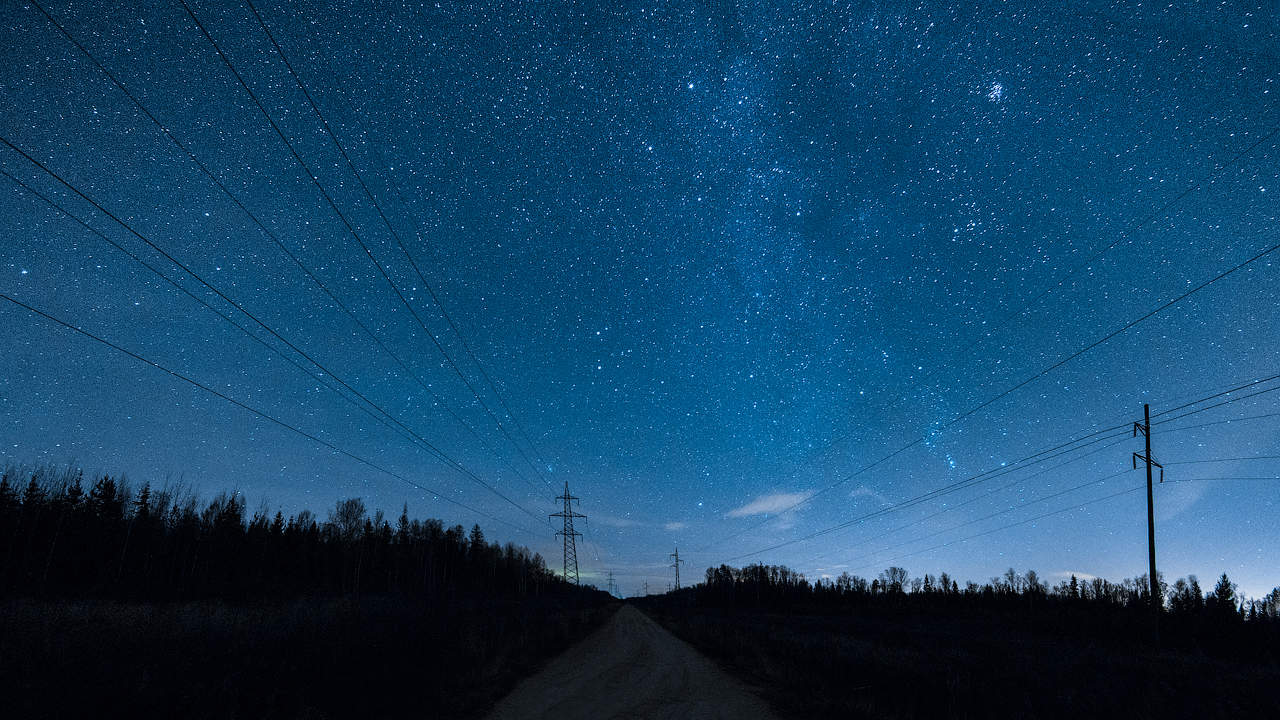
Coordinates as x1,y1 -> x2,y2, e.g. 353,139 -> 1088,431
0,472 -> 19,515
22,475 -> 46,508
1210,573 -> 1239,619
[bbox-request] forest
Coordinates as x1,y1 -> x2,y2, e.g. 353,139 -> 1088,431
0,464 -> 613,718
637,562 -> 1280,719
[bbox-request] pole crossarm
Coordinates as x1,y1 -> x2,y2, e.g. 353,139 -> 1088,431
1132,452 -> 1164,482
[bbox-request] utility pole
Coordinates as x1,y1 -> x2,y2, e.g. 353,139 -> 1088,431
550,481 -> 586,585
670,547 -> 684,590
1133,403 -> 1164,618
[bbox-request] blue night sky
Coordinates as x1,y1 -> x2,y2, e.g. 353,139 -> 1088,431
1,0 -> 1277,597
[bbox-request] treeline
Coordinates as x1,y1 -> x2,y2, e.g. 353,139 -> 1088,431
1,465 -> 615,718
0,464 -> 571,603
699,562 -> 1280,622
639,563 -> 1280,718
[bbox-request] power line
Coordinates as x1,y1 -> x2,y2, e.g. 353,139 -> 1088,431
841,484 -> 1146,576
724,367 -> 1280,562
1150,372 -> 1280,419
1,168 -> 551,528
1167,476 -> 1280,483
704,418 -> 1131,552
285,1 -> 559,479
723,426 -> 1132,561
840,470 -> 1133,574
800,434 -> 1134,568
798,379 -> 1280,569
808,417 -> 1280,573
721,120 -> 1280,525
242,0 -> 554,486
711,229 -> 1280,554
0,134 -> 544,525
1,168 -> 436,457
1166,456 -> 1280,465
22,0 -> 546,496
1160,411 -> 1280,436
1152,381 -> 1280,427
0,292 -> 537,537
176,0 -> 548,499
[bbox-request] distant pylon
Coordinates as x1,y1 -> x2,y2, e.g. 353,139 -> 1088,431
670,547 -> 684,590
550,481 -> 586,585
606,570 -> 617,597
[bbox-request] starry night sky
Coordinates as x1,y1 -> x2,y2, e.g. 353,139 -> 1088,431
2,0 -> 1278,597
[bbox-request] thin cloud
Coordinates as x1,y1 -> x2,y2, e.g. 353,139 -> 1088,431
1054,571 -> 1099,581
849,485 -> 890,505
726,491 -> 815,518
664,522 -> 687,531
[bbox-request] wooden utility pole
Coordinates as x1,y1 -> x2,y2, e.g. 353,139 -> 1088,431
1133,404 -> 1164,620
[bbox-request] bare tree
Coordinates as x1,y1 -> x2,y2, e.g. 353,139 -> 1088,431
329,497 -> 367,541
880,566 -> 908,594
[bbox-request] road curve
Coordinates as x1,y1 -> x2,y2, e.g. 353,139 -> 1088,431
485,604 -> 781,720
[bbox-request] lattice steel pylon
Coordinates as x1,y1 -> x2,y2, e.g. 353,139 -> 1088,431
550,481 -> 586,585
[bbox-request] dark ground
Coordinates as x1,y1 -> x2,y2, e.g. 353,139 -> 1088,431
636,601 -> 1280,719
1,595 -> 617,720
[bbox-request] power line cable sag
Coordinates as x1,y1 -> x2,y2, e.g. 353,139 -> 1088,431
833,469 -> 1133,574
793,383 -> 1280,569
844,467 -> 1280,576
722,429 -> 1131,562
702,419 -> 1130,552
797,434 -> 1134,568
723,369 -> 1280,562
2,169 -> 422,452
273,0 -> 558,477
1165,456 -> 1280,465
1161,411 -> 1280,436
1167,476 -> 1280,483
22,0 -> 547,497
1150,372 -> 1280,420
0,134 -> 544,525
708,227 -> 1280,553
841,484 -> 1147,577
0,169 -> 524,494
243,0 -> 554,486
715,119 -> 1280,524
0,292 -> 538,537
176,0 -> 547,496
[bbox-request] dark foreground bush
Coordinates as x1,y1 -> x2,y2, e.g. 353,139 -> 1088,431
1,594 -> 617,719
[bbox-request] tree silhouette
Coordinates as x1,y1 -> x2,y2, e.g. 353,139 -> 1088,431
0,464 -> 582,605
1208,573 -> 1240,619
880,566 -> 908,594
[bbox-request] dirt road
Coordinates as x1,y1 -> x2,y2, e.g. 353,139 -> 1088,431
485,604 -> 781,720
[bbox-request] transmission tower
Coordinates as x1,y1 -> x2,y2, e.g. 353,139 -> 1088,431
670,547 -> 684,590
550,481 -> 586,585
606,570 -> 617,597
